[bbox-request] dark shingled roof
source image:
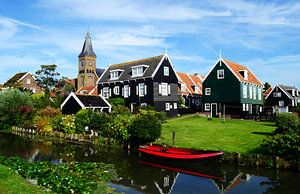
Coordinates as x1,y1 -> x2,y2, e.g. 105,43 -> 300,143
99,55 -> 164,83
96,68 -> 105,77
76,95 -> 110,107
4,72 -> 27,86
279,85 -> 297,91
78,32 -> 96,58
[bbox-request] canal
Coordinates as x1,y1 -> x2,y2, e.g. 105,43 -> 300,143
0,132 -> 299,194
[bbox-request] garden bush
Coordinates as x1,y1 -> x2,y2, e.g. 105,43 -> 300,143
261,132 -> 300,160
75,109 -> 92,133
108,98 -> 125,107
108,113 -> 134,144
128,109 -> 166,146
36,106 -> 61,117
34,116 -> 52,133
0,89 -> 33,129
275,113 -> 299,134
61,115 -> 76,134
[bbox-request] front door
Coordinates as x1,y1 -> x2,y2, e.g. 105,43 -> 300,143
211,103 -> 218,117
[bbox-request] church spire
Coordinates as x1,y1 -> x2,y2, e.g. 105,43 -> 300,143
78,31 -> 97,58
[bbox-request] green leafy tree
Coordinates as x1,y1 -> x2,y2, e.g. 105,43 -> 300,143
178,95 -> 186,108
0,89 -> 33,129
263,82 -> 271,92
35,64 -> 60,95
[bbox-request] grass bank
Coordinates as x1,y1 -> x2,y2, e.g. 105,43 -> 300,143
0,164 -> 49,194
160,115 -> 276,154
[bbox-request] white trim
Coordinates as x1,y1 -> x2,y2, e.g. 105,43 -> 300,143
131,64 -> 149,69
217,69 -> 225,79
88,86 -> 97,95
151,54 -> 178,80
98,94 -> 112,109
19,72 -> 31,82
277,85 -> 294,99
60,92 -> 85,110
96,64 -> 110,84
210,103 -> 217,117
247,68 -> 263,86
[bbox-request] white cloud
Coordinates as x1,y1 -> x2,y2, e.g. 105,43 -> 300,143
37,0 -> 232,21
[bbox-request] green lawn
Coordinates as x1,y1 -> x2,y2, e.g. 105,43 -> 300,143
159,115 -> 276,154
0,164 -> 49,194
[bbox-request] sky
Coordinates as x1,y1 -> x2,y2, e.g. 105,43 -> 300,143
0,0 -> 299,88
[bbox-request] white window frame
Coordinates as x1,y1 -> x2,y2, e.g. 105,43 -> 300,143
124,85 -> 129,98
279,101 -> 284,106
138,83 -> 146,97
103,87 -> 110,98
132,65 -> 148,77
258,88 -> 262,100
26,78 -> 31,85
243,103 -> 246,111
161,83 -> 168,96
243,85 -> 247,98
249,86 -> 253,99
194,85 -> 200,93
113,86 -> 119,95
217,69 -> 224,79
173,103 -> 177,109
253,87 -> 256,100
164,66 -> 169,76
181,83 -> 186,92
165,103 -> 170,111
205,88 -> 211,96
204,103 -> 210,111
141,103 -> 147,107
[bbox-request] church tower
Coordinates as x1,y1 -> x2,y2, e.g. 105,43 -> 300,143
77,32 -> 97,89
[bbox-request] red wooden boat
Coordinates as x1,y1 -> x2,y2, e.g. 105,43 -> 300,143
138,145 -> 224,160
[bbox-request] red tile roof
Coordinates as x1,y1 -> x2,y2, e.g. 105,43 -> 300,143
224,59 -> 263,86
177,72 -> 203,96
264,87 -> 272,97
77,86 -> 98,95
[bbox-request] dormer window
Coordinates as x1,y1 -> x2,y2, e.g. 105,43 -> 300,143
131,65 -> 148,77
110,69 -> 124,80
194,85 -> 200,93
181,83 -> 186,92
239,70 -> 248,80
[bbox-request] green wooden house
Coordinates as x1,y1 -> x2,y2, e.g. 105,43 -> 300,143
202,58 -> 264,118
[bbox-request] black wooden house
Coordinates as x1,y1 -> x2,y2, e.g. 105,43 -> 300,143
97,54 -> 179,117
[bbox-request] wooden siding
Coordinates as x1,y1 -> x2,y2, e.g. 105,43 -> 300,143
266,86 -> 293,107
62,96 -> 82,114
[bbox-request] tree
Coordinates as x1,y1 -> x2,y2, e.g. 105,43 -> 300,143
0,89 -> 33,129
35,64 -> 60,95
263,82 -> 271,91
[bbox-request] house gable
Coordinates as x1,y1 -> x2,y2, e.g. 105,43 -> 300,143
153,55 -> 178,83
265,85 -> 294,107
203,60 -> 241,103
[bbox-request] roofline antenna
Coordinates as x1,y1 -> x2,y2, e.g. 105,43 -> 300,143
219,49 -> 222,66
165,48 -> 168,54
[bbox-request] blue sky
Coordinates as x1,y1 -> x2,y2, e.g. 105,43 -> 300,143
0,0 -> 299,88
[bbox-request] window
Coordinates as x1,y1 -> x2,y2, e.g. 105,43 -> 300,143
246,104 -> 249,111
239,70 -> 248,80
113,86 -> 119,95
138,83 -> 146,97
26,78 -> 31,84
258,88 -> 262,100
173,103 -> 177,109
181,83 -> 186,92
132,66 -> 144,77
165,103 -> 170,111
249,86 -> 253,99
243,104 -> 246,111
110,70 -> 123,80
205,88 -> 211,95
103,87 -> 110,98
279,101 -> 284,106
253,87 -> 256,100
194,85 -> 200,93
141,103 -> 147,107
164,66 -> 169,76
160,83 -> 169,96
243,85 -> 247,98
124,85 -> 129,98
205,103 -> 210,111
273,92 -> 282,97
217,69 -> 224,79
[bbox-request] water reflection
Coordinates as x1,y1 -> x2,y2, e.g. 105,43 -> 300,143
0,132 -> 299,194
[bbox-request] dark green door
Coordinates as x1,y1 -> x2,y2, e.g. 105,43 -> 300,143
211,103 -> 218,117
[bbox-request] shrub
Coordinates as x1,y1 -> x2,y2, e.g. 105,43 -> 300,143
261,133 -> 300,160
36,106 -> 61,117
108,113 -> 134,143
34,116 -> 52,133
89,112 -> 110,137
61,115 -> 76,134
51,114 -> 63,132
275,113 -> 299,134
75,109 -> 92,133
129,109 -> 165,146
108,98 -> 125,107
111,105 -> 131,116
0,89 -> 33,129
